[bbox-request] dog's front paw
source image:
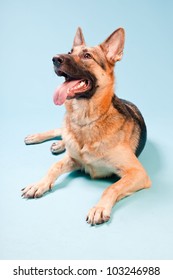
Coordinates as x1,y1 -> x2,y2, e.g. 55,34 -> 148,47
21,180 -> 52,198
86,206 -> 111,225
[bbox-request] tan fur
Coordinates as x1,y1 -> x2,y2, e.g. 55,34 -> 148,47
23,27 -> 151,225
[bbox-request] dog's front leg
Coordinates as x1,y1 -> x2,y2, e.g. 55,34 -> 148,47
21,155 -> 80,198
86,149 -> 151,225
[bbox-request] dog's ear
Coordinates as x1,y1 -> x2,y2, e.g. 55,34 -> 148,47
100,28 -> 125,64
73,27 -> 86,47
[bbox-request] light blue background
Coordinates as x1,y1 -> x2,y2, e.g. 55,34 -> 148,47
1,0 -> 173,259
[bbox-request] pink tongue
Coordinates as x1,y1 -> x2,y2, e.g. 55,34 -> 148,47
53,80 -> 81,105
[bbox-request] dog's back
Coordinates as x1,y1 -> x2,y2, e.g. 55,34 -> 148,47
112,96 -> 147,157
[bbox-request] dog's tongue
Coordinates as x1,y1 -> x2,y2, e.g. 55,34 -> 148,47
53,80 -> 82,105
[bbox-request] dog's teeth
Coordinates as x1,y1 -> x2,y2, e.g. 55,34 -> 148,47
75,84 -> 83,89
67,81 -> 86,93
80,81 -> 85,86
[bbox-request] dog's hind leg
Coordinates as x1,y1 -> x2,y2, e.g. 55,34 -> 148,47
24,128 -> 62,145
51,140 -> 65,154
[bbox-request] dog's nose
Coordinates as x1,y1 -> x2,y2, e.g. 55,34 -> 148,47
52,55 -> 64,67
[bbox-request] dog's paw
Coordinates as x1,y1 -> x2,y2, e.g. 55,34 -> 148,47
86,206 -> 111,225
51,141 -> 65,154
21,180 -> 52,198
24,134 -> 41,145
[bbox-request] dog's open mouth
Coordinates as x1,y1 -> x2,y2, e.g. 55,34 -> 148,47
53,70 -> 92,105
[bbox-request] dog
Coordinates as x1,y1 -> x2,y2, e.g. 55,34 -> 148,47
22,27 -> 151,225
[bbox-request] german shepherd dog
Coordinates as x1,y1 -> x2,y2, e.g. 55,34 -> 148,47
22,27 -> 151,225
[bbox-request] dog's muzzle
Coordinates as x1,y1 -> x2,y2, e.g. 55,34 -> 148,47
52,54 -> 96,106
52,55 -> 64,68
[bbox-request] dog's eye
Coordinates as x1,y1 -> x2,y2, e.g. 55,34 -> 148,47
83,53 -> 92,59
68,49 -> 73,55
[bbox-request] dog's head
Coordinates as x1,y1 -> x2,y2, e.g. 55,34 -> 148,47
53,27 -> 125,105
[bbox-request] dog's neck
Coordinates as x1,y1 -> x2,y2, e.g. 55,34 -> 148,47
65,83 -> 114,127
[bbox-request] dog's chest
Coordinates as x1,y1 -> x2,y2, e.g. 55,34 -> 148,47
63,124 -> 114,178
